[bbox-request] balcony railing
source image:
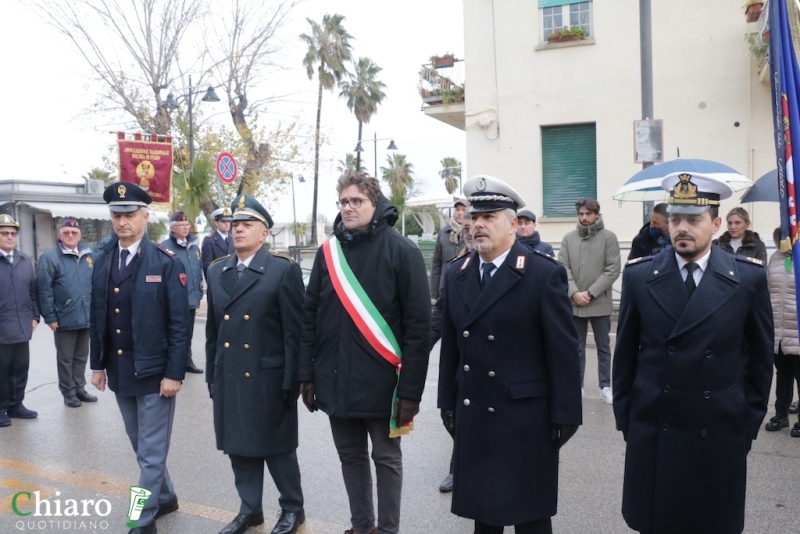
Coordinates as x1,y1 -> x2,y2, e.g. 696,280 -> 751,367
418,57 -> 465,107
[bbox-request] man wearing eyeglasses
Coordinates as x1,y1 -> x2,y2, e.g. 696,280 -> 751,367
0,214 -> 40,427
299,172 -> 431,534
36,217 -> 96,408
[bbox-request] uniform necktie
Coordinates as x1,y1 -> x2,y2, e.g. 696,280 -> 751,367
120,249 -> 130,272
5,254 -> 11,265
685,262 -> 698,297
236,262 -> 246,280
481,263 -> 495,289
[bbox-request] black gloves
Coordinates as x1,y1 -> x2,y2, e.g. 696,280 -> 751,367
395,398 -> 420,427
299,382 -> 317,412
551,424 -> 579,450
440,409 -> 455,437
282,389 -> 300,407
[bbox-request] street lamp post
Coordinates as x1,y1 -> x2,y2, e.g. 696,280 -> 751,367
162,75 -> 220,168
354,133 -> 398,178
291,173 -> 306,246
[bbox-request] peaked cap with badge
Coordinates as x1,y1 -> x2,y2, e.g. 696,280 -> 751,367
462,175 -> 526,213
103,181 -> 152,212
661,171 -> 733,215
210,207 -> 233,222
230,194 -> 274,228
0,213 -> 19,228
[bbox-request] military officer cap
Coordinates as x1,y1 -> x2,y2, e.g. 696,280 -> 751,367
462,175 -> 526,213
170,211 -> 189,223
231,194 -> 274,228
0,214 -> 20,229
60,217 -> 80,229
517,209 -> 537,222
210,207 -> 232,222
661,172 -> 734,215
103,182 -> 152,213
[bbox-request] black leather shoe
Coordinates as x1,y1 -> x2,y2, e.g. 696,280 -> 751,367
154,494 -> 179,519
439,472 -> 454,493
186,362 -> 204,374
64,396 -> 81,408
0,412 -> 10,427
219,511 -> 264,534
7,405 -> 37,419
128,522 -> 157,534
271,509 -> 305,534
791,422 -> 800,437
765,415 -> 789,431
76,390 -> 98,402
790,402 -> 799,415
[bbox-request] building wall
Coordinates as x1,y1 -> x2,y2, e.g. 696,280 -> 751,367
462,0 -> 779,247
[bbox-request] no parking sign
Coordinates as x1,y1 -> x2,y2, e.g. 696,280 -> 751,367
215,152 -> 238,184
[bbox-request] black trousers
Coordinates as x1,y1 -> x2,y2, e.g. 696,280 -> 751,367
0,342 -> 30,411
773,347 -> 800,418
474,518 -> 552,534
229,452 -> 304,516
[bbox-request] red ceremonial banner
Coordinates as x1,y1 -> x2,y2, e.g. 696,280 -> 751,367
117,132 -> 173,204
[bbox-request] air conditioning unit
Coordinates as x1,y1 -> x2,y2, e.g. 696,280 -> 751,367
87,179 -> 104,195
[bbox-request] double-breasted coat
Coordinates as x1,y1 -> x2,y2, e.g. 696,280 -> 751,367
205,247 -> 304,457
438,241 -> 582,526
613,246 -> 774,534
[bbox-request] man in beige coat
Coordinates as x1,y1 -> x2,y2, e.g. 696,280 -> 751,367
558,198 -> 621,403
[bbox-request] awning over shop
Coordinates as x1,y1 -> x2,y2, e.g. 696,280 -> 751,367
20,201 -> 112,220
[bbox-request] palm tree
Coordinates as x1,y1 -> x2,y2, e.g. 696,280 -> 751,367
339,57 -> 387,170
300,13 -> 354,246
337,153 -> 367,176
381,153 -> 415,210
82,167 -> 116,185
439,157 -> 461,194
289,221 -> 308,246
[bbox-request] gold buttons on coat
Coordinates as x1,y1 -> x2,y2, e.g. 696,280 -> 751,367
223,342 -> 230,348
488,407 -> 495,413
244,372 -> 250,378
488,371 -> 496,377
114,288 -> 120,293
243,344 -> 250,350
463,399 -> 471,406
487,335 -> 495,341
114,308 -> 120,314
116,329 -> 121,334
244,315 -> 250,320
462,331 -> 470,338
223,315 -> 230,321
463,365 -> 470,372
117,350 -> 123,355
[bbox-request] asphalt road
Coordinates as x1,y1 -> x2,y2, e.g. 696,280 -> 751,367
1,319 -> 800,533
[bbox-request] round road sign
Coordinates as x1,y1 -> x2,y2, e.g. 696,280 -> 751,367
216,152 -> 238,184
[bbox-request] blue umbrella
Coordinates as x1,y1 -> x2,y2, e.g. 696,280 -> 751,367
740,169 -> 779,203
613,158 -> 753,202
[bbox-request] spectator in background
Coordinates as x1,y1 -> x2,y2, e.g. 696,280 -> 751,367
430,199 -> 470,324
764,227 -> 800,436
515,210 -> 554,257
37,217 -> 96,408
202,207 -> 234,280
713,206 -> 767,263
628,203 -> 671,260
558,199 -> 621,404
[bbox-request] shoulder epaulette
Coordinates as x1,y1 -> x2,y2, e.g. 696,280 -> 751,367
625,255 -> 654,266
157,244 -> 177,259
736,256 -> 764,266
271,251 -> 293,262
533,249 -> 559,263
210,254 -> 230,266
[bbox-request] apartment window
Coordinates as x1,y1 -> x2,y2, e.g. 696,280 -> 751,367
540,1 -> 593,41
541,124 -> 597,218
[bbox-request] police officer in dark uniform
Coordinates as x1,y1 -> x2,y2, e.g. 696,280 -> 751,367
206,194 -> 305,534
162,211 -> 204,374
202,207 -> 234,279
438,176 -> 582,534
613,172 -> 774,534
90,182 -> 190,534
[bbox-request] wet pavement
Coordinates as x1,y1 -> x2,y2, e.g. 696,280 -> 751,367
2,318 -> 800,533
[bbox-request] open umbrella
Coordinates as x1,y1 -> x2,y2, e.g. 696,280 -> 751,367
612,159 -> 754,202
740,169 -> 779,203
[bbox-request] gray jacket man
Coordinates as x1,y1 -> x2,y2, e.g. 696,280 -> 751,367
37,217 -> 97,407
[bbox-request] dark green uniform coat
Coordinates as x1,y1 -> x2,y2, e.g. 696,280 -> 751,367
613,246 -> 774,534
205,247 -> 304,457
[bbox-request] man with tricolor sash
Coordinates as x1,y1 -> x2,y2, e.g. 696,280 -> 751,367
299,171 -> 431,534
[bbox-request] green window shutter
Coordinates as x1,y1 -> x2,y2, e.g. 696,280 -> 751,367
539,0 -> 587,8
542,123 -> 597,218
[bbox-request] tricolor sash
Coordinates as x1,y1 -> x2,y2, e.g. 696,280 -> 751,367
322,237 -> 412,437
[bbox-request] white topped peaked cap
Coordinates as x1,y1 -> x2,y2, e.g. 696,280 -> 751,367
210,207 -> 233,221
462,175 -> 526,213
662,171 -> 734,215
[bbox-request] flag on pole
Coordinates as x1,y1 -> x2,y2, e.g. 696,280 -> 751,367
768,0 -> 800,332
